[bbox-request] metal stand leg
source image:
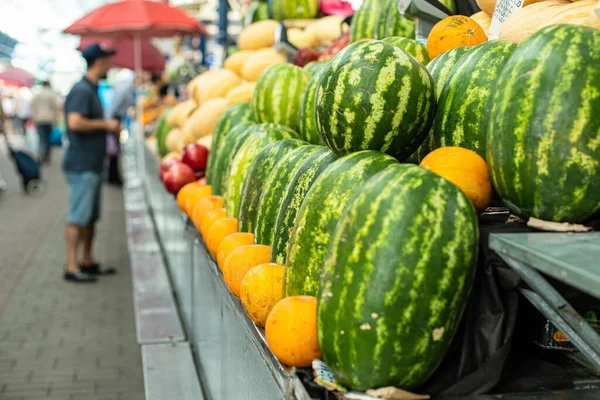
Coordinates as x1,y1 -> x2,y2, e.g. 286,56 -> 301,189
501,255 -> 600,369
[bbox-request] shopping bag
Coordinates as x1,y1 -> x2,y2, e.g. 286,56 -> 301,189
49,126 -> 63,147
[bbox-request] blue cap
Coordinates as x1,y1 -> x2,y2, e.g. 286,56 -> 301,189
81,42 -> 117,65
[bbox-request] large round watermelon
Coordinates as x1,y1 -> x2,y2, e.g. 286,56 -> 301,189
434,40 -> 517,158
377,0 -> 415,40
255,145 -> 323,247
206,103 -> 254,185
406,46 -> 472,164
285,151 -> 397,296
299,71 -> 324,145
224,123 -> 299,218
350,0 -> 386,42
304,61 -> 328,77
211,122 -> 255,195
252,64 -> 311,132
381,37 -> 430,65
271,0 -> 319,21
318,164 -> 478,390
316,40 -> 435,161
269,147 -> 339,264
238,139 -> 307,234
488,25 -> 600,223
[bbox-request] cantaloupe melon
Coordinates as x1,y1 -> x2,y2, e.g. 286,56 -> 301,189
194,69 -> 241,104
241,48 -> 287,82
498,0 -> 570,43
182,98 -> 229,140
238,20 -> 278,51
166,100 -> 196,128
226,82 -> 256,105
224,51 -> 255,76
470,11 -> 492,36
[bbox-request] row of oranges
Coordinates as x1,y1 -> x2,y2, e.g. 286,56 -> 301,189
176,181 -> 321,368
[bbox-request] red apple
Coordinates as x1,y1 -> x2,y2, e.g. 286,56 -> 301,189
159,156 -> 181,180
194,170 -> 206,180
181,144 -> 209,172
163,163 -> 196,194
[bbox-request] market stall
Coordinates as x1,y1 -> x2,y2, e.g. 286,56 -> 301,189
130,0 -> 600,398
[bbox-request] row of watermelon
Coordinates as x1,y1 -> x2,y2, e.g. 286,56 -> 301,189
199,23 -> 597,392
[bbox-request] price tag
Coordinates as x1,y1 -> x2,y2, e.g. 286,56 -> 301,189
488,0 -> 526,40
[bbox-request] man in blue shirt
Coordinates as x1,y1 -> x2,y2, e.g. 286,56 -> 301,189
63,43 -> 120,283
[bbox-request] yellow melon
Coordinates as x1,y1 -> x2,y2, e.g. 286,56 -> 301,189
476,0 -> 549,16
165,128 -> 185,153
224,50 -> 255,76
498,0 -> 570,44
540,0 -> 599,27
241,48 -> 287,82
238,20 -> 279,51
304,16 -> 347,47
226,82 -> 256,105
196,134 -> 212,150
287,28 -> 312,49
182,98 -> 229,140
193,69 -> 241,104
187,70 -> 219,103
590,1 -> 600,27
470,11 -> 492,36
166,100 -> 197,128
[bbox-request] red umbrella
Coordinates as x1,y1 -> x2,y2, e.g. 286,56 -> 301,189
64,0 -> 207,38
78,38 -> 165,73
0,68 -> 37,87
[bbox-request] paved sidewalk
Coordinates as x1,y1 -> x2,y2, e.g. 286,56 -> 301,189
0,145 -> 144,400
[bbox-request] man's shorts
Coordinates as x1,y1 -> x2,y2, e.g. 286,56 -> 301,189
66,171 -> 102,226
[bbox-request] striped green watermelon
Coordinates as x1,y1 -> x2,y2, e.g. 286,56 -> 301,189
381,37 -> 430,65
238,139 -> 306,233
270,147 -> 339,265
224,124 -> 299,218
487,25 -> 600,223
316,40 -> 435,161
271,0 -> 319,21
350,0 -> 386,42
406,47 -> 472,164
255,145 -> 322,246
285,151 -> 397,296
252,64 -> 311,131
211,122 -> 254,195
155,108 -> 173,157
206,103 -> 254,185
434,40 -> 517,158
318,164 -> 478,390
299,71 -> 324,145
377,0 -> 415,40
304,61 -> 328,76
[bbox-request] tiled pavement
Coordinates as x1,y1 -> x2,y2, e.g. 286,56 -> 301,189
0,142 -> 144,400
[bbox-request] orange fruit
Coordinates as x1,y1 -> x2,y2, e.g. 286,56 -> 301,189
199,208 -> 227,239
185,185 -> 212,215
240,263 -> 285,327
217,232 -> 255,272
420,146 -> 492,213
176,182 -> 202,213
223,244 -> 270,298
190,195 -> 223,232
265,296 -> 321,367
206,218 -> 238,258
427,16 -> 487,60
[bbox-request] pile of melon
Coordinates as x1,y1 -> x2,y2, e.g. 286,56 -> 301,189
472,0 -> 599,41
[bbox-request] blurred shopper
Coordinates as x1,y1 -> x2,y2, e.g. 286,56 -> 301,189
105,70 -> 136,186
2,95 -> 16,135
63,43 -> 120,283
14,88 -> 31,135
31,81 -> 59,164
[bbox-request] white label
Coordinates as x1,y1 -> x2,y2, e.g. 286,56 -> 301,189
488,0 -> 527,40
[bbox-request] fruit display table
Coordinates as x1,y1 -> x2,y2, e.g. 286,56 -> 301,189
490,232 -> 600,369
140,145 -> 311,400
